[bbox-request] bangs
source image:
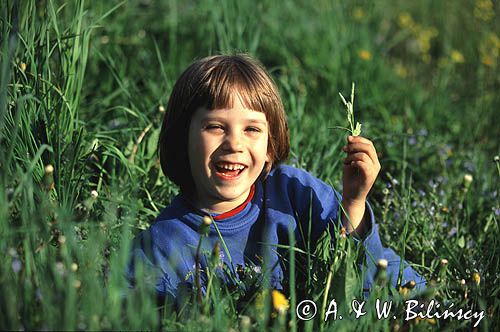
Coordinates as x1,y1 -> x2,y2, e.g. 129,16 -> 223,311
202,57 -> 275,114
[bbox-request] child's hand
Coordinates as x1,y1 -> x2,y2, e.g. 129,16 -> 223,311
340,136 -> 380,235
342,135 -> 381,203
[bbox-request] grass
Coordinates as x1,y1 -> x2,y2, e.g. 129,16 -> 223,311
1,0 -> 499,330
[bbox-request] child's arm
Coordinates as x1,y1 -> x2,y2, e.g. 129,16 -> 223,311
341,135 -> 381,237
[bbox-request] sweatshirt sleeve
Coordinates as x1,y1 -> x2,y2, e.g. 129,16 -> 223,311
360,202 -> 426,293
126,230 -> 177,300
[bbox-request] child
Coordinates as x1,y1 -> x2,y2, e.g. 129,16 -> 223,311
127,54 -> 425,304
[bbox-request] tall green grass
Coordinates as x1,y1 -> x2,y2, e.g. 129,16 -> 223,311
1,0 -> 498,330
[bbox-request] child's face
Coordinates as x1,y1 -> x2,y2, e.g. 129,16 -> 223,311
188,94 -> 270,212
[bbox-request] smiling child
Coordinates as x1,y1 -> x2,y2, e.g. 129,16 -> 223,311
127,54 -> 425,305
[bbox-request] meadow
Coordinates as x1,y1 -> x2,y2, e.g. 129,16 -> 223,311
1,0 -> 499,330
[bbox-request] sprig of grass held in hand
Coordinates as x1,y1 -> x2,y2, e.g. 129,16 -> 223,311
332,82 -> 362,136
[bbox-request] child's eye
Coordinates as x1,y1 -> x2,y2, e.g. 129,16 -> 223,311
205,124 -> 224,132
245,127 -> 261,133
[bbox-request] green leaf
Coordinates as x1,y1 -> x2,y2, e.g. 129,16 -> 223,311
457,235 -> 465,248
147,128 -> 160,158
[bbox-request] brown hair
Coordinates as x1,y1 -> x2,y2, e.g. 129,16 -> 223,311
158,54 -> 289,194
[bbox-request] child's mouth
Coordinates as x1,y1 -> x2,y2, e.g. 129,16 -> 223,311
214,162 -> 246,178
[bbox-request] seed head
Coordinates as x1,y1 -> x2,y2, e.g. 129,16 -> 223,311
339,227 -> 347,239
440,258 -> 449,266
202,216 -> 212,226
463,174 -> 473,185
240,315 -> 251,331
459,278 -> 466,286
90,190 -> 99,199
402,280 -> 416,289
494,155 -> 499,162
44,164 -> 54,175
158,105 -> 165,113
377,259 -> 388,270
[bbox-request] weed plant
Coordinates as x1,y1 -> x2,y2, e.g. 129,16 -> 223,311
1,0 -> 498,330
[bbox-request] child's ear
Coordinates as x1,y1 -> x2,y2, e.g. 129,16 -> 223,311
265,153 -> 271,163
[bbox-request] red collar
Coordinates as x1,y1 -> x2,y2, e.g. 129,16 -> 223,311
213,184 -> 255,220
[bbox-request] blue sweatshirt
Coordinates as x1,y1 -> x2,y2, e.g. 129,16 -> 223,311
127,165 -> 425,300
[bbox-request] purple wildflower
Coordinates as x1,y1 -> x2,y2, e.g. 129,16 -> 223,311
12,259 -> 22,273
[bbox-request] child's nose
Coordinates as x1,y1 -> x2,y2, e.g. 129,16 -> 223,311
222,131 -> 243,152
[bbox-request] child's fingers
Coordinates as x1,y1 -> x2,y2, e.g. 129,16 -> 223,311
343,142 -> 379,165
347,135 -> 371,144
343,152 -> 371,165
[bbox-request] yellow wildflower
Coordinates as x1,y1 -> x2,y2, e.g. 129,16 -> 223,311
353,7 -> 365,21
398,12 -> 414,29
479,33 -> 499,67
450,50 -> 465,63
20,62 -> 27,72
481,55 -> 494,67
474,0 -> 494,21
358,50 -> 372,61
271,290 -> 289,313
472,272 -> 481,285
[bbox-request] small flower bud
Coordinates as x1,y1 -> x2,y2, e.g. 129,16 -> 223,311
73,280 -> 81,288
71,263 -> 78,272
240,315 -> 251,332
203,216 -> 212,226
20,62 -> 27,72
440,258 -> 449,266
158,105 -> 165,113
211,241 -> 221,266
90,190 -> 98,199
58,235 -> 66,245
339,227 -> 347,239
44,164 -> 54,175
463,174 -> 473,185
459,278 -> 466,286
402,280 -> 416,289
55,262 -> 65,276
494,155 -> 499,162
199,216 -> 212,236
377,259 -> 388,270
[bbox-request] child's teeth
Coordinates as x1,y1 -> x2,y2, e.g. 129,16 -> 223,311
220,163 -> 243,170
